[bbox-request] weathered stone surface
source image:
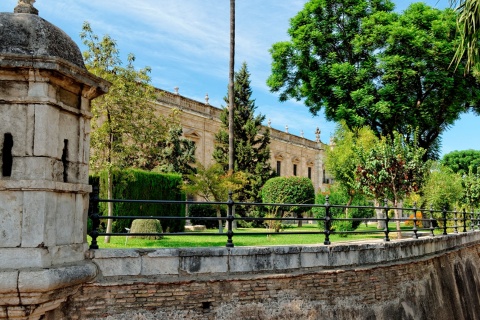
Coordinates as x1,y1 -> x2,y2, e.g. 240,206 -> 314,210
179,248 -> 228,274
91,250 -> 142,277
228,247 -> 274,273
0,248 -> 50,269
0,13 -> 85,68
0,192 -> 22,247
142,249 -> 180,275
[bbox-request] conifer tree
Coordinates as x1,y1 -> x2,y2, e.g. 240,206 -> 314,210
213,62 -> 274,205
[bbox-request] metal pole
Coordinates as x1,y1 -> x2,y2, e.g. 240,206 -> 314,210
384,199 -> 390,242
89,184 -> 100,249
324,196 -> 331,245
226,192 -> 235,248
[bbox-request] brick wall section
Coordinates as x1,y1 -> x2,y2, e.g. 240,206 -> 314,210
63,236 -> 480,320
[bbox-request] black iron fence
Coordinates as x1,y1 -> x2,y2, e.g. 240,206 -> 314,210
88,185 -> 480,249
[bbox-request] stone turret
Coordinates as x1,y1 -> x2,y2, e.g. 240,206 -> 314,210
0,2 -> 109,319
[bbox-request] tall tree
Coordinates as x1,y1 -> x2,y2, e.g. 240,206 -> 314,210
214,62 -> 274,206
82,22 -> 173,242
441,149 -> 480,175
267,1 -> 480,159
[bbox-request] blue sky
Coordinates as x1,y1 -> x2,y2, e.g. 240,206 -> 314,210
2,0 -> 476,157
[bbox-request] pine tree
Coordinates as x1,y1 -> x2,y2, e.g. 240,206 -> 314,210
213,62 -> 274,206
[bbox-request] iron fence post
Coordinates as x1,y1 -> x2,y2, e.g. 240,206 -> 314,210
477,212 -> 480,230
226,192 -> 234,248
384,199 -> 390,242
442,207 -> 447,235
429,205 -> 435,237
453,208 -> 458,233
470,212 -> 475,231
462,208 -> 467,233
412,202 -> 418,239
89,184 -> 100,249
324,196 -> 331,245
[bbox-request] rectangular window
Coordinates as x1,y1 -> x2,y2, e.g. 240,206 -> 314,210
293,164 -> 297,176
276,161 -> 281,176
308,167 -> 312,180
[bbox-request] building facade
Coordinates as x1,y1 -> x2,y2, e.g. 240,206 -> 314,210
153,89 -> 333,192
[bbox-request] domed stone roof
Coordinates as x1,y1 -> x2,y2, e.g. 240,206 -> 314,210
0,11 -> 85,69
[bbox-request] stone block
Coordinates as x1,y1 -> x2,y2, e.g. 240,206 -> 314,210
228,247 -> 273,273
21,191 -> 47,247
300,246 -> 329,268
0,104 -> 28,156
58,111 -> 80,163
74,194 -> 88,244
44,191 -> 57,247
34,104 -> 59,157
0,248 -> 51,269
17,261 -> 97,303
48,243 -> 87,265
0,271 -> 19,294
11,156 -> 55,181
28,81 -> 49,98
142,249 -> 180,275
179,248 -> 228,274
272,246 -> 301,270
92,250 -> 142,277
0,80 -> 28,100
0,191 -> 23,247
55,193 -> 76,246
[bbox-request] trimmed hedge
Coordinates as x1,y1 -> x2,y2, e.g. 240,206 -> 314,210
261,176 -> 315,215
130,219 -> 163,240
92,168 -> 185,233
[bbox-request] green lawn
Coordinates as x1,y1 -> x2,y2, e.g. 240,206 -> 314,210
89,223 -> 397,249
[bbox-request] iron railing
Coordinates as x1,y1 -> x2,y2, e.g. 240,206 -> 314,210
88,185 -> 480,249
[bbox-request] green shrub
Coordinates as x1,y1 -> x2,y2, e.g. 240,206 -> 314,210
261,176 -> 315,216
188,204 -> 224,229
313,184 -> 373,233
130,219 -> 163,240
93,168 -> 186,233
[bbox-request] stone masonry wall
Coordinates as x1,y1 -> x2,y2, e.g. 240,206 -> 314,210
61,233 -> 480,320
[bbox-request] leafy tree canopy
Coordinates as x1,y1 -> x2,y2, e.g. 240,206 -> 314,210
268,1 -> 480,159
441,149 -> 480,175
261,176 -> 315,215
421,162 -> 463,210
356,132 -> 429,204
325,122 -> 377,206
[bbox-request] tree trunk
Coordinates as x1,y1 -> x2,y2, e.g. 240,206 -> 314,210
374,199 -> 386,229
104,170 -> 113,243
395,198 -> 402,239
228,0 -> 235,172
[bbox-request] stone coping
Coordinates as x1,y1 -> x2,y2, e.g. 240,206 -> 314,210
88,231 -> 480,281
0,54 -> 110,96
0,261 -> 97,304
0,179 -> 92,193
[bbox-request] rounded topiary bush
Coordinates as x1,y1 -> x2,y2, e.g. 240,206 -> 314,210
188,204 -> 224,229
129,219 -> 163,240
